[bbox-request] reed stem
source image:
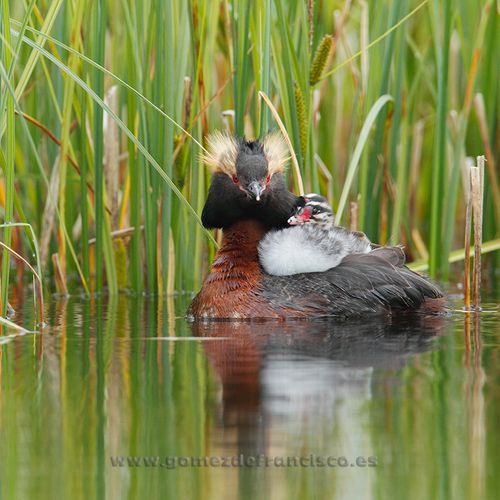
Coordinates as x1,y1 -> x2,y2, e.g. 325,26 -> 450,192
91,0 -> 106,294
1,1 -> 15,316
471,156 -> 485,310
429,0 -> 452,277
463,160 -> 473,310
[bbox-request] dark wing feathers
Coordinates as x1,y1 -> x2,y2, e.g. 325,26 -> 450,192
369,246 -> 406,266
261,248 -> 442,318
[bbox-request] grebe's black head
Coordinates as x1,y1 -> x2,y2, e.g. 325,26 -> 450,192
203,132 -> 289,202
288,193 -> 334,226
201,132 -> 302,229
234,140 -> 269,201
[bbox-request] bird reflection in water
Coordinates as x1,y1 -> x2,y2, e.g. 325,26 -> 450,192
192,313 -> 446,496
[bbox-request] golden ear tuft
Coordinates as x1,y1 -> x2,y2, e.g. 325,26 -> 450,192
202,131 -> 238,175
262,132 -> 290,174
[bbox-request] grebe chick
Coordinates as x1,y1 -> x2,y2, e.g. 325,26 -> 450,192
258,194 -> 372,276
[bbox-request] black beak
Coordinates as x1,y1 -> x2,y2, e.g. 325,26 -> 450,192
247,181 -> 265,201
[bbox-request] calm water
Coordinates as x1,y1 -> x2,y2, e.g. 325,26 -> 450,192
0,289 -> 499,500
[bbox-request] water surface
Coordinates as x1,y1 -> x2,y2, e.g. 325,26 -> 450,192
0,291 -> 499,499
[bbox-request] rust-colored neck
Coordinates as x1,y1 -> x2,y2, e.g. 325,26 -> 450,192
214,219 -> 266,269
189,219 -> 277,319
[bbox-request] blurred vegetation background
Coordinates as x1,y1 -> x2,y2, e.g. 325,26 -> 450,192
0,0 -> 499,305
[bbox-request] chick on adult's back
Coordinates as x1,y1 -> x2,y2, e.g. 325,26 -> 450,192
258,194 -> 372,276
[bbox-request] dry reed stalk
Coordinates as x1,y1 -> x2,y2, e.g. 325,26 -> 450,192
470,156 -> 485,310
88,226 -> 137,245
463,159 -> 473,309
313,153 -> 333,202
40,155 -> 61,267
51,253 -> 68,295
258,91 -> 304,196
349,201 -> 358,231
359,0 -> 369,97
411,228 -> 429,261
167,230 -> 176,296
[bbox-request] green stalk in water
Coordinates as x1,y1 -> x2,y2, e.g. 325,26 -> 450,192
0,2 -> 15,316
91,0 -> 106,294
428,0 -> 452,277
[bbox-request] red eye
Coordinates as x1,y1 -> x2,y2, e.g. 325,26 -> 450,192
266,175 -> 271,185
302,207 -> 312,219
232,175 -> 239,184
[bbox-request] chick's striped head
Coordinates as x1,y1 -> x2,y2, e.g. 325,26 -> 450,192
288,194 -> 334,225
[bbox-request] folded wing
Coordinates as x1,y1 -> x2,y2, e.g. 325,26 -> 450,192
261,246 -> 442,318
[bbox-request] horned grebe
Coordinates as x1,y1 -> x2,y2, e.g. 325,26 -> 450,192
188,132 -> 443,320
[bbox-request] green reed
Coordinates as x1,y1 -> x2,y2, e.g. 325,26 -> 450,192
1,1 -> 15,315
0,0 -> 499,306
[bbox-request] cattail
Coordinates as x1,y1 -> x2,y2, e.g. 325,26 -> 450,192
309,35 -> 332,86
294,83 -> 307,158
307,0 -> 314,50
